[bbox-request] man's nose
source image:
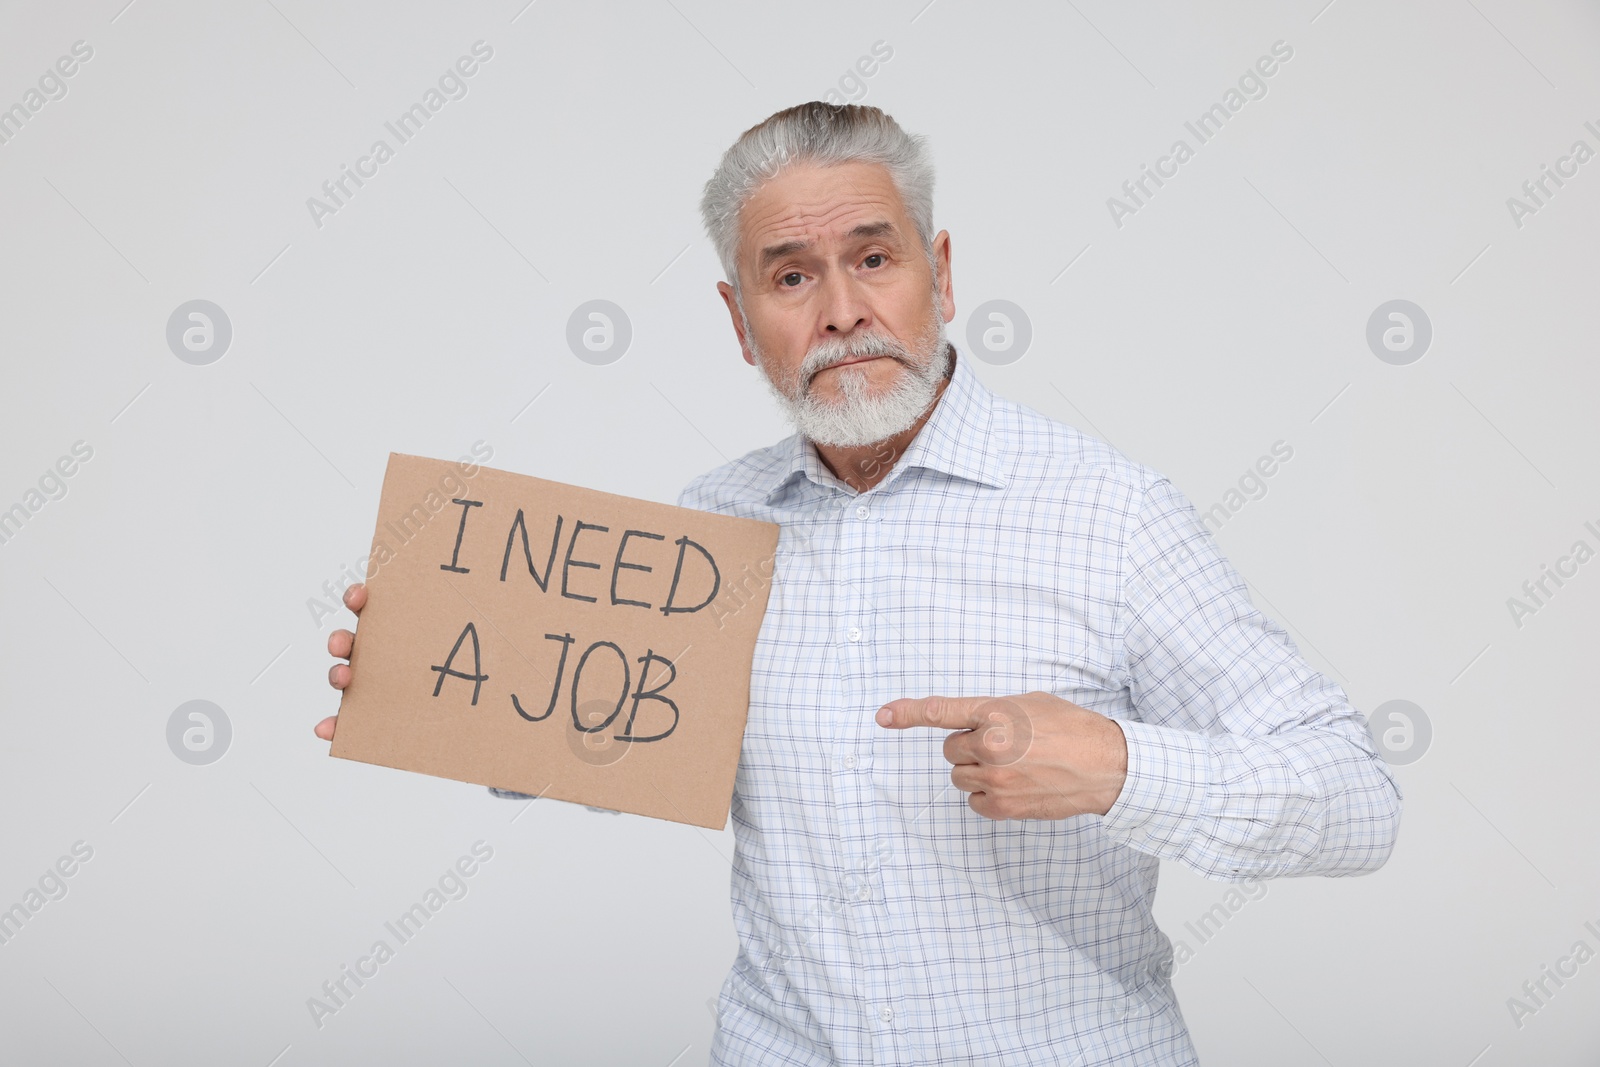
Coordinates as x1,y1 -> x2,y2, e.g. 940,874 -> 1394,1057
820,271 -> 871,334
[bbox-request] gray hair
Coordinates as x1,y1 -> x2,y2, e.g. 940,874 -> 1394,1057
699,102 -> 936,289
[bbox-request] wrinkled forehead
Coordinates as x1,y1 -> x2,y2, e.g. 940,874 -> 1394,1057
736,162 -> 911,264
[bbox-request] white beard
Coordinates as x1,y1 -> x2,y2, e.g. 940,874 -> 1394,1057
747,304 -> 952,449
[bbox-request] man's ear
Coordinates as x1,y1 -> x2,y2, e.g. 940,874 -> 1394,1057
932,230 -> 955,325
717,281 -> 756,367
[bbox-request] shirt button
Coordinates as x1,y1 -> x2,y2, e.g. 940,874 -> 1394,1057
855,505 -> 870,519
843,754 -> 858,769
879,1006 -> 894,1023
847,626 -> 862,642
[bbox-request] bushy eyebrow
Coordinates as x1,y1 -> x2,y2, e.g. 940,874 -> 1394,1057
758,239 -> 809,270
845,220 -> 896,242
757,221 -> 900,270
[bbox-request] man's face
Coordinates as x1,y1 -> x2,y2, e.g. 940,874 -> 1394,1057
717,160 -> 956,448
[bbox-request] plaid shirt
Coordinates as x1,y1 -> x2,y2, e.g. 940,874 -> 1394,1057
675,345 -> 1402,1066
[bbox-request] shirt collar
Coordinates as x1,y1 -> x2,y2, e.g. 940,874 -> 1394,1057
762,343 -> 1010,505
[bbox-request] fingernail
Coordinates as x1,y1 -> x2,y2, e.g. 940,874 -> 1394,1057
875,707 -> 892,726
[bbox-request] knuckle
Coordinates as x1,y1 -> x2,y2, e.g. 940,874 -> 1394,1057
982,698 -> 1024,729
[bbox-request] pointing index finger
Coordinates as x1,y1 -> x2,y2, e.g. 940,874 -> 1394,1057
876,695 -> 991,730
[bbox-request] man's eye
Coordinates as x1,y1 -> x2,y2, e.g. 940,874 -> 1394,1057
781,272 -> 804,287
863,254 -> 884,268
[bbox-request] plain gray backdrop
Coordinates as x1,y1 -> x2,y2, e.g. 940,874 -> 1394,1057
2,0 -> 1597,1064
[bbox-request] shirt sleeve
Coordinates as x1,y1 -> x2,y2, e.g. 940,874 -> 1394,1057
676,472 -> 709,511
1097,477 -> 1403,881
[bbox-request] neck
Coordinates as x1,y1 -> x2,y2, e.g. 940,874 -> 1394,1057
813,360 -> 953,494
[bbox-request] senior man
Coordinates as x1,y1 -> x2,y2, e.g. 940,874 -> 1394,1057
322,102 -> 1402,1066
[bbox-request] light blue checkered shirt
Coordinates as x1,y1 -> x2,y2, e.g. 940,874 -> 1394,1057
675,345 -> 1402,1066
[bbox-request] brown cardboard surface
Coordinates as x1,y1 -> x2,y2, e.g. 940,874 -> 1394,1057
330,453 -> 779,829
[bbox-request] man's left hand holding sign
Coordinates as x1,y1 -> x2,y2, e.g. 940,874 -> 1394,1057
316,582 -> 365,741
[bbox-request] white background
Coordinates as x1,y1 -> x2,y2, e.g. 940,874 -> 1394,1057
1,0 -> 1596,1063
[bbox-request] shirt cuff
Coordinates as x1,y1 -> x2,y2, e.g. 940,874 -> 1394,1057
1099,717 -> 1211,859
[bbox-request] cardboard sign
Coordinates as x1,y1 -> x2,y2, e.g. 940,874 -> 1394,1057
331,453 -> 779,829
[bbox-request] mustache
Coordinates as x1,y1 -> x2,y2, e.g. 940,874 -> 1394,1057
800,331 -> 910,386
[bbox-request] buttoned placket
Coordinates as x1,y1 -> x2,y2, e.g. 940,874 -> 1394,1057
828,483 -> 912,1064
